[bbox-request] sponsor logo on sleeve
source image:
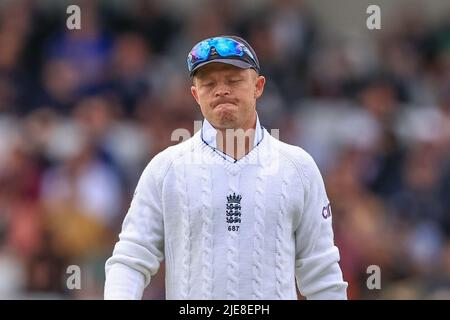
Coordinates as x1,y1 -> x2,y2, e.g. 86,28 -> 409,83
322,202 -> 332,219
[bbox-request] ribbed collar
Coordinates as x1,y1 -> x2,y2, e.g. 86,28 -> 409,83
201,113 -> 264,163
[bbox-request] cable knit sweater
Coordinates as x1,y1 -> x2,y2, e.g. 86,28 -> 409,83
104,123 -> 348,300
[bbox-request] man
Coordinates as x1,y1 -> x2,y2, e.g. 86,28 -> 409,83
104,35 -> 348,299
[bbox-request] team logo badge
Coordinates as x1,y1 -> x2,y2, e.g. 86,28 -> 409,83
226,193 -> 242,231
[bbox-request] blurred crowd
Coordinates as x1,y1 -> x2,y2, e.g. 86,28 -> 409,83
0,0 -> 449,299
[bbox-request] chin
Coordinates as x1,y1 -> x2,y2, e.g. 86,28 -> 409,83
216,112 -> 238,127
212,108 -> 235,123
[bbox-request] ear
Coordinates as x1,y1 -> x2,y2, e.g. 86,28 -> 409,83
191,83 -> 200,106
254,75 -> 266,99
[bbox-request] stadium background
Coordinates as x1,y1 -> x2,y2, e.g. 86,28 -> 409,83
0,0 -> 449,299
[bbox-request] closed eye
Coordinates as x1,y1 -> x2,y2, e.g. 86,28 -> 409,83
202,82 -> 215,87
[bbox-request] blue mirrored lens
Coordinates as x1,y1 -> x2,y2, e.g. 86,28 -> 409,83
187,37 -> 255,72
191,41 -> 211,60
214,38 -> 243,57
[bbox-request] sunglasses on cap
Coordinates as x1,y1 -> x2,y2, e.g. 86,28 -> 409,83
187,37 -> 259,75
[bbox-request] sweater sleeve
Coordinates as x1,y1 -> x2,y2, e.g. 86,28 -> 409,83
294,153 -> 348,300
104,157 -> 165,300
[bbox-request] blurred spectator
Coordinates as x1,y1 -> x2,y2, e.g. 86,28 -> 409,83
37,0 -> 114,113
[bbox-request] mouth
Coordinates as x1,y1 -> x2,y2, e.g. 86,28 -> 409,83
213,101 -> 237,109
215,102 -> 235,109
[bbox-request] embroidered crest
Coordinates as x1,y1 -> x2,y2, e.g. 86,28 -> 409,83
226,193 -> 242,231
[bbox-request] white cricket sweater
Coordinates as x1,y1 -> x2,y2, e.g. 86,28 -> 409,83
104,121 -> 348,300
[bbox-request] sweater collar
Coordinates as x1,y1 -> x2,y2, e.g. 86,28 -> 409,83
201,113 -> 264,162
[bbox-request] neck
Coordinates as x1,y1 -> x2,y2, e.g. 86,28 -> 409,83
216,113 -> 257,160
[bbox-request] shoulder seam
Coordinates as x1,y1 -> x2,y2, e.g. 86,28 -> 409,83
277,143 -> 311,185
159,139 -> 196,187
277,143 -> 313,226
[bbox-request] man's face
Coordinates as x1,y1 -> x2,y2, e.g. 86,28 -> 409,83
191,63 -> 265,130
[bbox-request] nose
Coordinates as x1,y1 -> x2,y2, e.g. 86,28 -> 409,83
214,82 -> 231,97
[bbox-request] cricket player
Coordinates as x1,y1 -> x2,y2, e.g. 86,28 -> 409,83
104,35 -> 348,299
